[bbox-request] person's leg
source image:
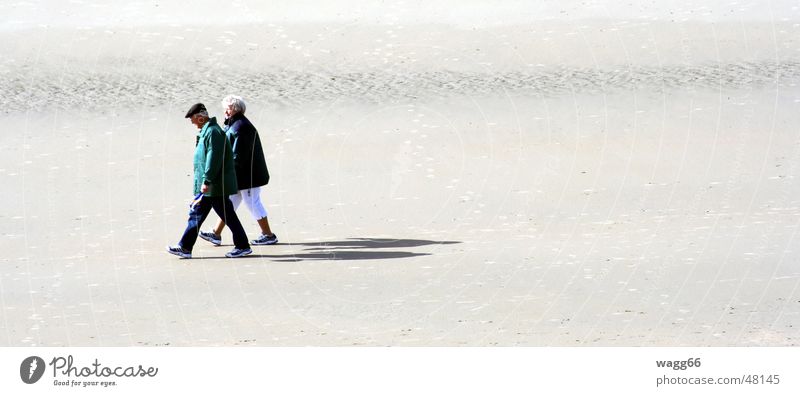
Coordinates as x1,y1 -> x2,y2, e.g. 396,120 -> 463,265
243,187 -> 274,236
243,187 -> 278,245
256,217 -> 273,236
212,191 -> 242,235
178,197 -> 213,251
212,220 -> 224,236
210,196 -> 250,250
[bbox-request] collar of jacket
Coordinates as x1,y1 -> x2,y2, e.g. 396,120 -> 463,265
224,112 -> 246,126
200,117 -> 219,135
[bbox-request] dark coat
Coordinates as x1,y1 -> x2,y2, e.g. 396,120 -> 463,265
193,117 -> 238,197
224,113 -> 270,190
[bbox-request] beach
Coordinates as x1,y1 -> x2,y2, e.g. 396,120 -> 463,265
1,2 -> 800,346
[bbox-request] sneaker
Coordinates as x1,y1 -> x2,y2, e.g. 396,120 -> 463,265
225,248 -> 253,258
251,233 -> 278,245
166,245 -> 192,258
199,230 -> 222,246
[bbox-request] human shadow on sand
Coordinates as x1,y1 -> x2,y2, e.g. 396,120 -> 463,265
269,238 -> 461,262
283,238 -> 461,250
190,238 -> 461,262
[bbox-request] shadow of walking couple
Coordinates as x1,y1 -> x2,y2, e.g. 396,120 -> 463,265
244,237 -> 461,262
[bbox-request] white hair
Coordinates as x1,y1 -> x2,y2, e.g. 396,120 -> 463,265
221,94 -> 247,115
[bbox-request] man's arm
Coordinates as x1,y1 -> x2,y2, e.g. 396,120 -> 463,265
203,130 -> 225,190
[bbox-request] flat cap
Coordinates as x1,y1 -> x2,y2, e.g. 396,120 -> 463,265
184,103 -> 207,118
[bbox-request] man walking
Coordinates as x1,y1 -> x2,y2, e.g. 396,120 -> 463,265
167,103 -> 252,258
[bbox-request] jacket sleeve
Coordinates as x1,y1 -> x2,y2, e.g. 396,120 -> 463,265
203,130 -> 224,185
228,123 -> 240,163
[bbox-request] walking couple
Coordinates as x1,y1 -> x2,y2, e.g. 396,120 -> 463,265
167,95 -> 276,259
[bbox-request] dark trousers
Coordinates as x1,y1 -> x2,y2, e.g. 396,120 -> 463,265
179,195 -> 250,251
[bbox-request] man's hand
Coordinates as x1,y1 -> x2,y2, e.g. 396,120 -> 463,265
201,184 -> 209,193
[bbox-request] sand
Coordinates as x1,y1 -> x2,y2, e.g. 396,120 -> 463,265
1,3 -> 800,346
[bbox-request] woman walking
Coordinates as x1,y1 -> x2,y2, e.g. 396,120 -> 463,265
200,95 -> 278,246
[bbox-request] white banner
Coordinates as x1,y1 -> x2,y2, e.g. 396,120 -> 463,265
1,348 -> 797,395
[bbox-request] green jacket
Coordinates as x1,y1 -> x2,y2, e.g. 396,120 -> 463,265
193,117 -> 238,197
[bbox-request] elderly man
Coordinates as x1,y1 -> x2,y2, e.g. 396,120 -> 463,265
167,103 -> 252,258
199,95 -> 278,246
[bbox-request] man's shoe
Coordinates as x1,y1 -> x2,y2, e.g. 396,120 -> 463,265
251,233 -> 278,245
166,245 -> 192,258
225,248 -> 253,258
199,230 -> 222,246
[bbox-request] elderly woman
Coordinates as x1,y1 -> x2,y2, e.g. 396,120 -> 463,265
199,95 -> 278,246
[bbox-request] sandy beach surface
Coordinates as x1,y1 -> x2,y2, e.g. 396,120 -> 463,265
1,1 -> 800,346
